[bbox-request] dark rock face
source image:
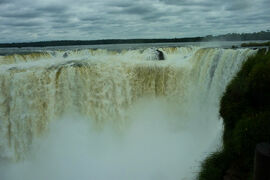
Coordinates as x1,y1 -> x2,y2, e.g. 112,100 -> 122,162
223,168 -> 243,180
156,49 -> 165,60
8,67 -> 18,71
254,143 -> 270,180
63,52 -> 68,58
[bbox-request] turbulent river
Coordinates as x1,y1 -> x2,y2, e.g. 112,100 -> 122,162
0,46 -> 255,180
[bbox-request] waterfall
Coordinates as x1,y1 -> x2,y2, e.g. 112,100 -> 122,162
0,46 -> 255,179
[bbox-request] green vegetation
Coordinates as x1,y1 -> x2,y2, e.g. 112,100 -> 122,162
0,30 -> 269,48
241,41 -> 270,47
198,49 -> 270,180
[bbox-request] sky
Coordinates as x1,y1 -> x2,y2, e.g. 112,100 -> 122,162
0,0 -> 269,43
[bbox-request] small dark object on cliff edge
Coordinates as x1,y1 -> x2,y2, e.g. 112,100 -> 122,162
63,52 -> 68,58
156,49 -> 165,60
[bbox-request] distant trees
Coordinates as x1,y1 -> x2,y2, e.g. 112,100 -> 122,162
241,41 -> 270,47
204,30 -> 270,41
0,37 -> 203,48
0,30 -> 270,48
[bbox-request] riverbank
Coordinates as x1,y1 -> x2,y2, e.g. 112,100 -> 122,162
241,41 -> 270,47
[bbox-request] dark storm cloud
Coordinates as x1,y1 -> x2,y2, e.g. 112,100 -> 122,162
0,0 -> 269,43
1,11 -> 40,19
0,0 -> 11,4
224,1 -> 251,11
37,5 -> 68,14
0,3 -> 69,20
80,17 -> 102,22
158,0 -> 218,7
110,2 -> 185,22
122,5 -> 153,15
109,1 -> 136,8
51,17 -> 71,24
2,21 -> 42,27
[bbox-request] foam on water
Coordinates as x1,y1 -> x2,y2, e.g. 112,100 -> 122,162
0,46 -> 256,179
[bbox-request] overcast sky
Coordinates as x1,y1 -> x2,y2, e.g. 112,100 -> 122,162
0,0 -> 269,43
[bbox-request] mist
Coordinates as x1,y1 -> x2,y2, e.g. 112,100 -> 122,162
0,98 -> 222,180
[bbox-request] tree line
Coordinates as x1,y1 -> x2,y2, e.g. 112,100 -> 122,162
0,30 -> 269,48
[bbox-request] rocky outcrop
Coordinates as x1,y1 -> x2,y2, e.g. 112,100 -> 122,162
156,49 -> 165,60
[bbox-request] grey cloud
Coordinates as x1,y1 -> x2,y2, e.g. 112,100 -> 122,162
37,5 -> 68,14
51,23 -> 79,29
108,1 -> 158,17
158,0 -> 219,7
78,25 -> 101,32
225,1 -> 251,11
51,17 -> 71,24
0,0 -> 269,43
0,0 -> 11,4
0,3 -> 69,20
80,17 -> 102,22
140,10 -> 174,21
2,21 -> 42,27
110,2 -> 175,22
110,1 -> 135,8
0,11 -> 41,19
122,6 -> 153,15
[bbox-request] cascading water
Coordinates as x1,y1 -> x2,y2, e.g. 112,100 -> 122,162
0,46 -> 255,180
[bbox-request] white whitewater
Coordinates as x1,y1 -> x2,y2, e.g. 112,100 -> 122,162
0,47 -> 255,180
